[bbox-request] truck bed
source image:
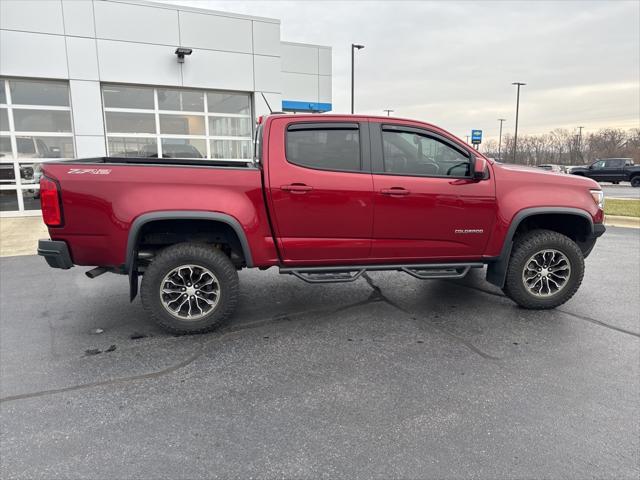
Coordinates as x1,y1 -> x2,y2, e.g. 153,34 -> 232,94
40,159 -> 278,269
53,156 -> 256,169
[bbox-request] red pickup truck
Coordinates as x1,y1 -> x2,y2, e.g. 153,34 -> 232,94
38,114 -> 605,334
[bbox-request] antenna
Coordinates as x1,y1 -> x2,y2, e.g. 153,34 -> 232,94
260,92 -> 273,114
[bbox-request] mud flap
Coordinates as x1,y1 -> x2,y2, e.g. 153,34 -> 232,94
486,241 -> 513,288
129,269 -> 139,301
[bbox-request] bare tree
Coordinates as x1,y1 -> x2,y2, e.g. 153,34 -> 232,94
481,128 -> 639,165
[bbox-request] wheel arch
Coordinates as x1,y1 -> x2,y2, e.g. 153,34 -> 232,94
126,211 -> 253,301
486,207 -> 594,288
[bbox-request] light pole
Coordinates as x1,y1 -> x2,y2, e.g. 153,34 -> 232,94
351,44 -> 365,114
577,125 -> 584,162
512,82 -> 526,162
498,118 -> 506,160
383,109 -> 394,117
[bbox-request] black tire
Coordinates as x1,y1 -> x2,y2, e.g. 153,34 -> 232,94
631,176 -> 640,187
502,229 -> 584,309
141,243 -> 239,334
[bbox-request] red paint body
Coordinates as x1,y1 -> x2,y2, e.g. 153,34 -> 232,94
41,114 -> 603,270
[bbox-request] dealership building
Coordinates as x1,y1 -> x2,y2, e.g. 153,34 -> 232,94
0,0 -> 332,216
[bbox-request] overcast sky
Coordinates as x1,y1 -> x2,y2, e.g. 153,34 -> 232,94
162,0 -> 639,141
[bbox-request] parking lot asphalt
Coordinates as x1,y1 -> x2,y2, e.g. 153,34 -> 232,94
601,183 -> 640,199
1,227 -> 639,479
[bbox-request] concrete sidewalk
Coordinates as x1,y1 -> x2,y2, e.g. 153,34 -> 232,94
0,217 -> 48,257
605,215 -> 640,228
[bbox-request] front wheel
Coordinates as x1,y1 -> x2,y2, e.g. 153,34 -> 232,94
502,229 -> 584,309
141,243 -> 239,334
631,176 -> 640,187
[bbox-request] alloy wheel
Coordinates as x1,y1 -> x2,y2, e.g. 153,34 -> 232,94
160,264 -> 220,320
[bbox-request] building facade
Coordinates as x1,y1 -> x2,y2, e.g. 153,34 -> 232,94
0,0 -> 332,216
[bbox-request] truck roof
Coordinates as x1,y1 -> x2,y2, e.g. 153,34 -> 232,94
260,113 -> 446,133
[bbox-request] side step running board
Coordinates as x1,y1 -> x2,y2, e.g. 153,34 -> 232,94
280,263 -> 483,284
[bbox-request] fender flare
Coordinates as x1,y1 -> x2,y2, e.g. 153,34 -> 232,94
125,211 -> 254,300
486,207 -> 594,288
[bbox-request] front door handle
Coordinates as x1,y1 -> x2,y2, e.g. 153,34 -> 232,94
281,183 -> 313,194
380,187 -> 410,196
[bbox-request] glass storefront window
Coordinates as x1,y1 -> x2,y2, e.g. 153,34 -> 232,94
107,137 -> 157,157
19,163 -> 41,185
159,114 -> 205,135
0,163 -> 16,184
0,108 -> 9,131
210,139 -> 252,159
15,136 -> 73,158
105,112 -> 155,134
206,92 -> 250,115
103,84 -> 252,161
209,117 -> 251,137
21,188 -> 41,210
161,139 -> 206,158
9,79 -> 70,107
1,77 -> 74,214
157,89 -> 204,112
13,110 -> 72,133
103,85 -> 154,109
0,136 -> 12,159
0,190 -> 19,211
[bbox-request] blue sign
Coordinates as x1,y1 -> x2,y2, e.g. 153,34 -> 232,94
282,100 -> 332,112
471,129 -> 482,144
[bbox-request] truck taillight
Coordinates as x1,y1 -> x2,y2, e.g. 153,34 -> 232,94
40,176 -> 63,226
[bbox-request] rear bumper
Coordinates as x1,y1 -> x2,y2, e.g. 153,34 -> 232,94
38,239 -> 73,269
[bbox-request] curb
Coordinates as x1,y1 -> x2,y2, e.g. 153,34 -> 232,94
605,215 -> 640,229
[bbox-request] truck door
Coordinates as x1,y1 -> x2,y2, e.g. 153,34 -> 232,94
604,159 -> 625,182
369,123 -> 496,261
265,119 -> 374,264
588,160 -> 608,182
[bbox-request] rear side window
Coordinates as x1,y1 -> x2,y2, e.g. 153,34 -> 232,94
606,159 -> 624,168
286,124 -> 360,171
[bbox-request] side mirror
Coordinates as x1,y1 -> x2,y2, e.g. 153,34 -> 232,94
472,156 -> 488,180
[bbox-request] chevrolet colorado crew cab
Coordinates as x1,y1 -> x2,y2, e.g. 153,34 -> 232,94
38,114 -> 606,334
570,158 -> 640,186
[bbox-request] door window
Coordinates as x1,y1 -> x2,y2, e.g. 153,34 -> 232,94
382,130 -> 470,177
286,125 -> 360,172
592,160 -> 606,169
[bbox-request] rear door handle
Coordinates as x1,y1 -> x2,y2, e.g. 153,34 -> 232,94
281,183 -> 313,193
380,187 -> 410,196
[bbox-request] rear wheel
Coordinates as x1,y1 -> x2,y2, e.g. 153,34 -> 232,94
141,243 -> 239,334
631,176 -> 640,187
502,229 -> 584,309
